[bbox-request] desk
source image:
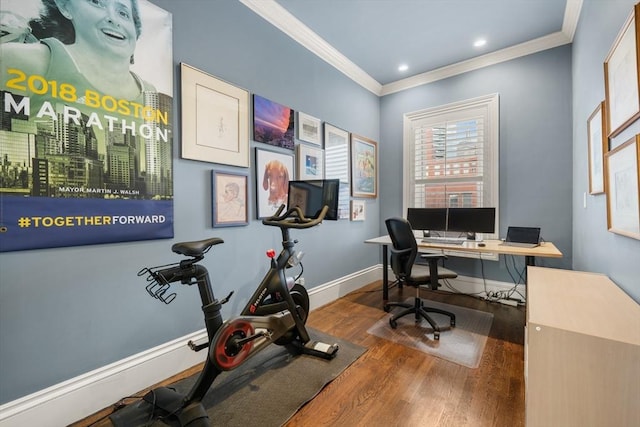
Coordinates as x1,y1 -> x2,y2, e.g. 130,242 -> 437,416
364,236 -> 562,301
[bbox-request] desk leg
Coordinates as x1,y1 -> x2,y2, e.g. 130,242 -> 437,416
382,244 -> 388,302
525,256 -> 535,283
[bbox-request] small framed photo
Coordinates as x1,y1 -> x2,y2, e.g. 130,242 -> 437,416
604,4 -> 640,138
253,95 -> 295,150
350,133 -> 378,198
297,112 -> 322,146
605,135 -> 640,240
351,200 -> 365,221
255,148 -> 294,218
297,144 -> 324,180
212,170 -> 248,227
587,101 -> 608,194
181,63 -> 250,167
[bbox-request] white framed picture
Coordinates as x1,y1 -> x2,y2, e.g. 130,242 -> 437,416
255,148 -> 294,218
351,200 -> 365,221
297,144 -> 324,180
605,135 -> 640,240
181,63 -> 250,167
297,112 -> 322,146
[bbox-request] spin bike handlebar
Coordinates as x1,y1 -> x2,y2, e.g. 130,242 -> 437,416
262,204 -> 328,229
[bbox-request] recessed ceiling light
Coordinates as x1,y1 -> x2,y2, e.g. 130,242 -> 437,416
398,64 -> 409,72
474,39 -> 487,48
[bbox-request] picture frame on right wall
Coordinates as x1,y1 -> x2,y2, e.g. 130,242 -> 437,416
605,135 -> 640,240
587,101 -> 608,194
604,3 -> 640,138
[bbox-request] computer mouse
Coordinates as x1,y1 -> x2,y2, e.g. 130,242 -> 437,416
478,243 -> 486,247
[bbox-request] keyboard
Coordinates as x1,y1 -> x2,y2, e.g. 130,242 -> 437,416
421,237 -> 466,245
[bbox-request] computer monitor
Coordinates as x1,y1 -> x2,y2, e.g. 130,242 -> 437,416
446,207 -> 496,239
406,208 -> 447,235
287,179 -> 340,220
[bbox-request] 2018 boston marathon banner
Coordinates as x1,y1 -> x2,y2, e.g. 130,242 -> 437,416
0,0 -> 174,252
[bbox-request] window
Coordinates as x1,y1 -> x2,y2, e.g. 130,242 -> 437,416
403,93 -> 499,238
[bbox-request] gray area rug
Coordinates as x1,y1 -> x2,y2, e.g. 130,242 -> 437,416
154,328 -> 365,426
367,300 -> 493,368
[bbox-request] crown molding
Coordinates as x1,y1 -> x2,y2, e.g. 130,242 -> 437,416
240,0 -> 583,97
562,0 -> 584,41
381,31 -> 572,96
239,0 -> 382,95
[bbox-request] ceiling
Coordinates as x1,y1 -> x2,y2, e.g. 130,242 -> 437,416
240,0 -> 583,96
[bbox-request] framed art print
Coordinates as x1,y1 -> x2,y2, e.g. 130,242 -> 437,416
351,200 -> 365,221
297,144 -> 324,180
324,123 -> 351,219
212,170 -> 248,227
587,101 -> 608,194
255,148 -> 294,218
604,4 -> 640,138
605,135 -> 640,240
253,95 -> 295,150
350,133 -> 378,198
297,112 -> 322,146
181,63 -> 250,167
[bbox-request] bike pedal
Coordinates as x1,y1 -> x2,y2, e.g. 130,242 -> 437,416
302,340 -> 339,359
187,339 -> 209,352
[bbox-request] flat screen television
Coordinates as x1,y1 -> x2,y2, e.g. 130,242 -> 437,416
406,208 -> 447,232
447,207 -> 496,237
287,179 -> 340,220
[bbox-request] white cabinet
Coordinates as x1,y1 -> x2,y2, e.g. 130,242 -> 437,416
525,267 -> 640,427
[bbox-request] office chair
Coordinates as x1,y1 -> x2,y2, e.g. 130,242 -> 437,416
384,217 -> 457,340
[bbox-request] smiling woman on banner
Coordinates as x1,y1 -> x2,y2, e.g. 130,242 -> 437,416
0,0 -> 155,105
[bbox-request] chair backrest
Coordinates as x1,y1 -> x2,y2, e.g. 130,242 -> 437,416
385,217 -> 418,278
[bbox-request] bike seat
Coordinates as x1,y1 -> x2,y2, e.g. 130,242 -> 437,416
172,238 -> 224,257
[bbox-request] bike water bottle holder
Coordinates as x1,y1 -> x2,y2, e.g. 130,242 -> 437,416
139,265 -> 178,304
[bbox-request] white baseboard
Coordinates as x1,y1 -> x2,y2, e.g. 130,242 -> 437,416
0,265 -> 518,427
0,266 -> 378,427
0,330 -> 209,427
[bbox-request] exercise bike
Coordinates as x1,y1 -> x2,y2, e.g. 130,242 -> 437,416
110,204 -> 339,427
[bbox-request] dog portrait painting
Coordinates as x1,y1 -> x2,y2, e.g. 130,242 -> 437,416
255,149 -> 294,218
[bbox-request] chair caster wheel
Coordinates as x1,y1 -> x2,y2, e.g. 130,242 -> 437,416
389,319 -> 397,329
383,304 -> 390,313
434,332 -> 440,340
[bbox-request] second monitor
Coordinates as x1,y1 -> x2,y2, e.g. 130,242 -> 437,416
446,207 -> 496,240
406,207 -> 496,240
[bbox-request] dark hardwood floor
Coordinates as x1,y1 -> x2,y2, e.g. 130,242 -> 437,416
73,280 -> 526,427
285,281 -> 526,427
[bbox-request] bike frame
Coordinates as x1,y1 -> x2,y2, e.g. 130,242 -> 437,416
111,205 -> 334,427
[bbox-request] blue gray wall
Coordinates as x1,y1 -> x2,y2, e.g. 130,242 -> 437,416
0,0 -> 380,404
380,45 -> 574,281
1,0 -> 639,407
572,0 -> 640,302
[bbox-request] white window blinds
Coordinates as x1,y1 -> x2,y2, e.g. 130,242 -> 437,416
403,93 -> 499,226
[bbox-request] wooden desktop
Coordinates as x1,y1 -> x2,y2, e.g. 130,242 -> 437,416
364,235 -> 563,300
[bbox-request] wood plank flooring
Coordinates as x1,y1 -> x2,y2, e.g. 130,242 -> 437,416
285,281 -> 526,427
73,280 -> 526,427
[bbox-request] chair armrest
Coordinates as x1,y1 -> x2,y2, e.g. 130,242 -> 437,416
389,246 -> 412,257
